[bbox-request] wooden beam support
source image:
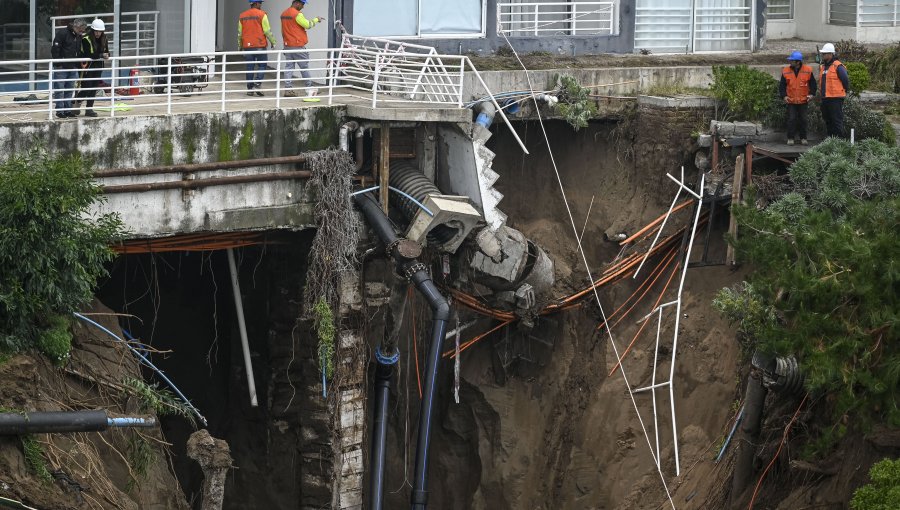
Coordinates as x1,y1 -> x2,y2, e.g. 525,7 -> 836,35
379,122 -> 390,214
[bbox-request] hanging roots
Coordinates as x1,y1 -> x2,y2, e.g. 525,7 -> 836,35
302,150 -> 362,372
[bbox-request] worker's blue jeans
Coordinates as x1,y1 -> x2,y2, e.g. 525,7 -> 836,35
243,48 -> 267,89
52,68 -> 78,112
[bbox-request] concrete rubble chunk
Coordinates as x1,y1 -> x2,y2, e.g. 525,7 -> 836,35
733,121 -> 760,136
697,133 -> 712,148
187,430 -> 233,510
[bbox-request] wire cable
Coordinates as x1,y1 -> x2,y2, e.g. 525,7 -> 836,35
497,30 -> 675,508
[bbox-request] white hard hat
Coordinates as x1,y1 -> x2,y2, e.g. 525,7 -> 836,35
820,43 -> 836,54
90,19 -> 106,31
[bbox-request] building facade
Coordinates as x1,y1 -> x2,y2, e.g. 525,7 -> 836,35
767,0 -> 900,44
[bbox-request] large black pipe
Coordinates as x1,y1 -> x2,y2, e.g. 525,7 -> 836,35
0,410 -> 154,434
353,193 -> 450,510
369,362 -> 393,510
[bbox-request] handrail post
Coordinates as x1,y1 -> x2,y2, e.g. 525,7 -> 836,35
372,54 -> 381,108
275,49 -> 282,109
48,63 -> 54,120
220,55 -> 227,112
110,58 -> 117,117
457,59 -> 465,107
327,49 -> 336,105
166,56 -> 172,114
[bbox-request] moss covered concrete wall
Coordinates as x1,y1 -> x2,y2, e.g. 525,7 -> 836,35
0,107 -> 344,169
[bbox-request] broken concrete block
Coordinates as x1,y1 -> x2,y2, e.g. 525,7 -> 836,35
695,150 -> 710,171
711,121 -> 735,136
734,121 -> 760,136
697,134 -> 712,148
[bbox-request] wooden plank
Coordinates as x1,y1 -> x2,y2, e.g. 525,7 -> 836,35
379,122 -> 390,214
725,153 -> 745,267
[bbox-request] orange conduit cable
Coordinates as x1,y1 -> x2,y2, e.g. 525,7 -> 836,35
113,232 -> 278,254
608,258 -> 682,377
442,319 -> 514,359
596,247 -> 679,333
608,248 -> 680,330
409,286 -> 423,399
619,199 -> 694,246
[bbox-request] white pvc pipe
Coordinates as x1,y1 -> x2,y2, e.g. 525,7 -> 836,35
227,248 -> 258,407
652,308 -> 663,467
667,173 -> 705,476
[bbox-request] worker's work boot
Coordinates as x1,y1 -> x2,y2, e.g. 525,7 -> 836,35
84,109 -> 97,117
800,139 -> 808,145
284,90 -> 297,97
786,139 -> 795,146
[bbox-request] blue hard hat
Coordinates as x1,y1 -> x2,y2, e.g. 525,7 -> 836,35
788,51 -> 803,61
249,0 -> 262,3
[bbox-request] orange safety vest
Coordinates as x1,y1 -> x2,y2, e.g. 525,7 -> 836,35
819,59 -> 847,99
782,64 -> 813,104
281,7 -> 308,47
240,8 -> 267,49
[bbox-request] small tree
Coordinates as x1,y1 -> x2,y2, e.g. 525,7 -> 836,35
715,138 -> 900,430
851,458 -> 900,510
0,149 -> 122,355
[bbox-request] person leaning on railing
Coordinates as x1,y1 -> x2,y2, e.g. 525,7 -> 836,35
74,19 -> 110,118
51,18 -> 86,118
239,0 -> 277,96
280,0 -> 325,98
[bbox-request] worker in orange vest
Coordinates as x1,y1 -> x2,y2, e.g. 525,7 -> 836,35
778,51 -> 816,146
818,43 -> 850,139
281,0 -> 325,98
238,0 -> 276,96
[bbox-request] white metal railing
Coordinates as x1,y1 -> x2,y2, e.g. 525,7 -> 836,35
336,33 -> 464,106
497,1 -> 618,37
50,11 -> 159,58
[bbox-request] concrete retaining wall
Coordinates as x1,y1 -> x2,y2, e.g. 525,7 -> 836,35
464,64 -> 785,101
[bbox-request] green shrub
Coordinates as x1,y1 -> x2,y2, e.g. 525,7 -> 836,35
710,65 -> 778,121
552,74 -> 598,131
0,149 -> 123,355
845,62 -> 871,96
867,42 -> 900,92
21,436 -> 51,483
807,97 -> 895,145
851,458 -> 900,510
835,40 -> 871,63
719,139 -> 900,430
37,315 -> 71,365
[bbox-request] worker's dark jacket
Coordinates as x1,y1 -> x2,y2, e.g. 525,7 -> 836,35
51,26 -> 82,68
80,32 -> 110,70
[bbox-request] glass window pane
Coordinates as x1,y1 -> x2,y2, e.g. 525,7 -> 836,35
767,0 -> 792,20
0,0 -> 32,91
354,0 -> 418,37
421,0 -> 483,34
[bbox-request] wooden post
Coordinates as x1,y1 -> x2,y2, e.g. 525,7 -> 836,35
745,142 -> 754,185
379,122 -> 390,214
725,153 -> 745,267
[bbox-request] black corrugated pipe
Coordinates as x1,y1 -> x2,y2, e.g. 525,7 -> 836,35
388,161 -> 457,245
353,193 -> 450,510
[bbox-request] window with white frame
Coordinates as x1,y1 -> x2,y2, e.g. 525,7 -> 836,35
830,0 -> 900,27
767,0 -> 793,20
497,0 -> 620,37
353,0 -> 485,37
